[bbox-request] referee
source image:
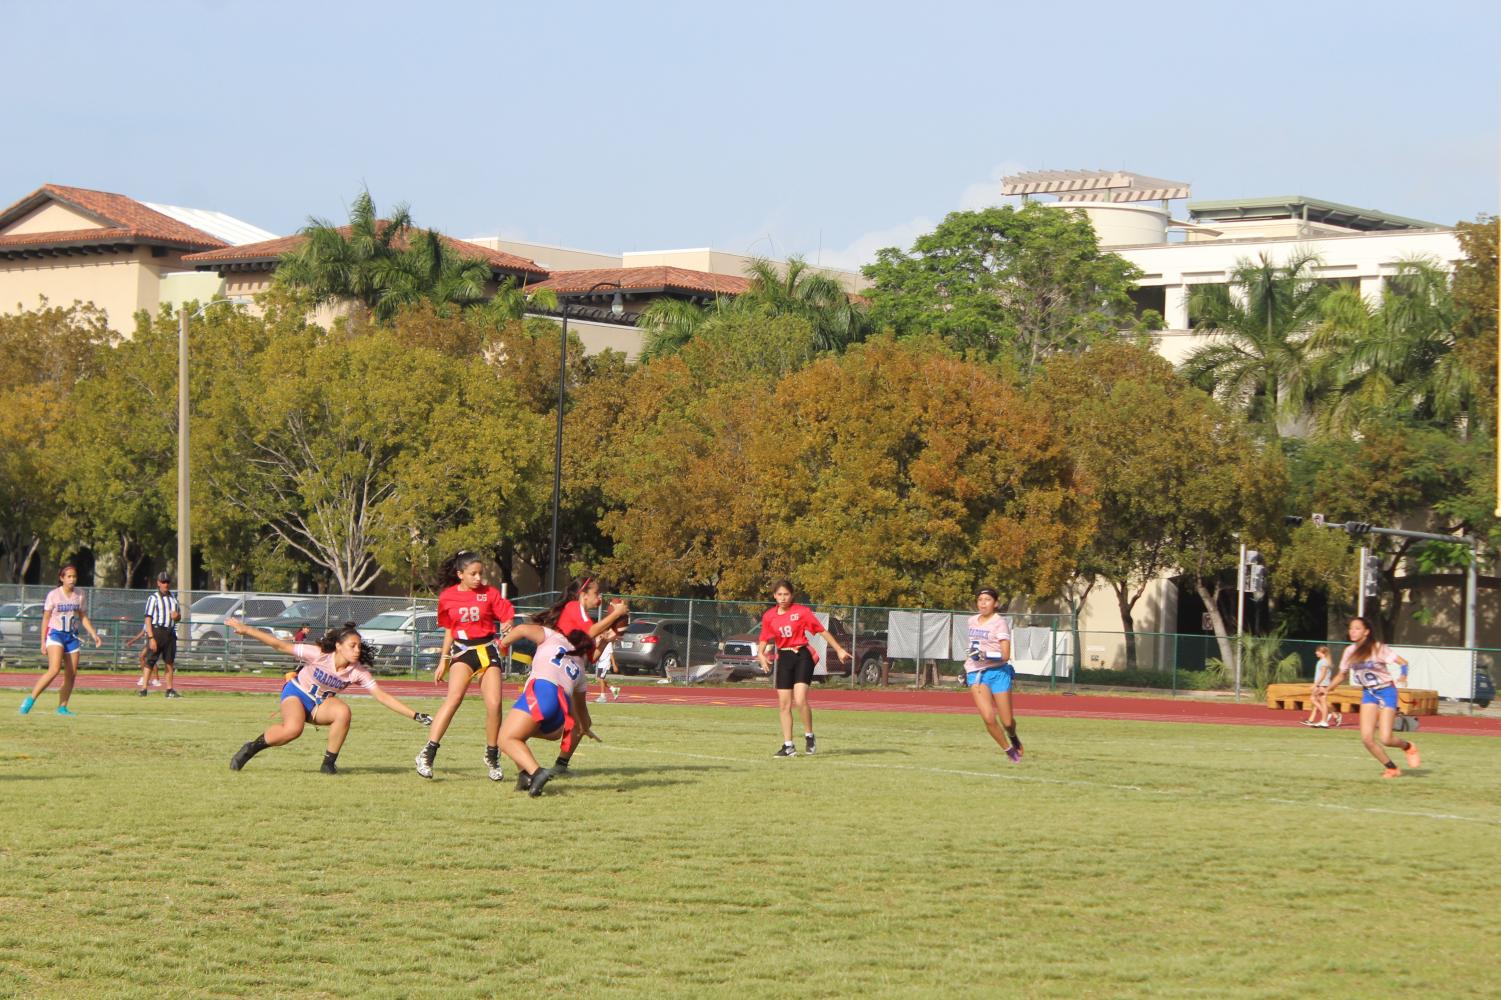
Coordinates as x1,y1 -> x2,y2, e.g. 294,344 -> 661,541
143,572 -> 182,698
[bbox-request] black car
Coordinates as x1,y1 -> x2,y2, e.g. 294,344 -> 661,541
610,617 -> 722,677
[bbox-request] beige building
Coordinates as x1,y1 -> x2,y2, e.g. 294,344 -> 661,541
0,184 -> 274,333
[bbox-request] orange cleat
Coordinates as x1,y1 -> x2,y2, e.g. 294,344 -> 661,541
1404,742 -> 1421,768
1382,766 -> 1401,779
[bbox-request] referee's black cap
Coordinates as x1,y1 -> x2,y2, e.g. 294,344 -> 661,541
156,571 -> 172,583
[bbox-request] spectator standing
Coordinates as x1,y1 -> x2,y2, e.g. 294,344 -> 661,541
142,572 -> 182,698
1302,645 -> 1338,727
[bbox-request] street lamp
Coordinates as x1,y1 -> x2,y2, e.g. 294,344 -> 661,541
548,282 -> 624,595
177,297 -> 250,638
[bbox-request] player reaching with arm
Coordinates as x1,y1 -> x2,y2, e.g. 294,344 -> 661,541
550,574 -> 627,774
414,551 -> 515,782
962,588 -> 1022,762
756,581 -> 849,757
226,618 -> 431,774
1324,616 -> 1418,778
494,610 -> 597,797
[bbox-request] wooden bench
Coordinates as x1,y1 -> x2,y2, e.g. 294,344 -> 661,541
1265,683 -> 1438,716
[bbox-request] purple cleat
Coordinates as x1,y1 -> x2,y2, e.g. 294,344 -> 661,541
1005,745 -> 1022,764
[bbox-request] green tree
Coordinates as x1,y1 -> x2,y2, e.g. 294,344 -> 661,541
739,256 -> 867,353
1035,343 -> 1282,669
863,203 -> 1147,371
276,190 -> 501,324
1310,258 -> 1475,436
1180,249 -> 1330,436
1452,215 -> 1498,434
0,302 -> 114,580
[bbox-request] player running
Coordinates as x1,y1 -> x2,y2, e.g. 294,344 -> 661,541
756,581 -> 850,757
19,564 -> 101,716
962,588 -> 1022,762
494,612 -> 597,797
415,551 -> 516,782
225,618 -> 431,774
1325,616 -> 1419,778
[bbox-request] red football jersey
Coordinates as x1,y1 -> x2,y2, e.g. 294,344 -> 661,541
556,598 -> 593,638
437,584 -> 513,641
759,604 -> 825,650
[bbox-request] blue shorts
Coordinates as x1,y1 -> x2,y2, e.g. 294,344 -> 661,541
280,680 -> 324,720
1362,685 -> 1399,710
966,663 -> 1015,694
515,678 -> 571,735
46,629 -> 81,654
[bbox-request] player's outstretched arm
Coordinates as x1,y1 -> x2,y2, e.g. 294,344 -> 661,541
497,622 -> 546,649
368,681 -> 432,725
226,617 -> 296,656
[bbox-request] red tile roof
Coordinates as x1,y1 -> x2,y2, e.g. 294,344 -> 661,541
0,184 -> 230,251
527,266 -> 751,297
183,226 -> 548,278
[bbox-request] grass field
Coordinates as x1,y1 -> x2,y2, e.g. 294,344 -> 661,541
2,691 -> 1499,999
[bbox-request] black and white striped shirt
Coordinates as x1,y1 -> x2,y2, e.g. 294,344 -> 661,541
145,592 -> 180,629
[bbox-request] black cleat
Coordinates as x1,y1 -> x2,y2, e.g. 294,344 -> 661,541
515,770 -> 533,792
230,740 -> 258,771
527,768 -> 553,797
773,744 -> 797,757
805,735 -> 817,755
552,757 -> 571,775
138,688 -> 148,697
165,689 -> 181,699
321,759 -> 338,775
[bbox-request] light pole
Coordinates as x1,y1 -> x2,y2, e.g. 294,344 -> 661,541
548,282 -> 624,595
177,297 -> 249,640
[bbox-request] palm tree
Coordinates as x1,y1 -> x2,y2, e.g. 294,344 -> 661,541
1309,257 -> 1475,436
636,298 -> 712,360
1179,249 -> 1330,436
739,256 -> 868,352
276,190 -> 414,319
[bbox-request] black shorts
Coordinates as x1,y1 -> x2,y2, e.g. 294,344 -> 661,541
774,647 -> 815,690
451,636 -> 501,678
146,626 -> 177,667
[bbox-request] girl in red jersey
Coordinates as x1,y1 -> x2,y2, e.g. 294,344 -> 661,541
414,551 -> 516,781
548,573 -> 627,774
494,607 -> 598,797
755,581 -> 850,756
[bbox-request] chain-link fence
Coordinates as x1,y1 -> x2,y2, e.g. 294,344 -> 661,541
2,584 -> 1491,704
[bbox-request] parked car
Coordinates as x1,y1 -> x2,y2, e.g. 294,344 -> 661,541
358,608 -> 443,669
0,601 -> 44,643
239,597 -> 381,641
712,615 -> 888,684
189,593 -> 300,645
611,617 -> 722,677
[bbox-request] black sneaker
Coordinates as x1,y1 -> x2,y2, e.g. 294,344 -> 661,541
165,689 -> 181,699
773,744 -> 796,757
805,735 -> 817,755
320,759 -> 338,775
230,741 -> 258,771
515,771 -> 533,792
527,768 -> 553,797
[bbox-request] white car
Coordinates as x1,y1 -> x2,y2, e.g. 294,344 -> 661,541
189,593 -> 300,643
0,601 -> 45,642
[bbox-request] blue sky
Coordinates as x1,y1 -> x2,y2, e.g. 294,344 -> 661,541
6,0 -> 1497,269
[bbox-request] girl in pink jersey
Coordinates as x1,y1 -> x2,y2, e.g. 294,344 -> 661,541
494,606 -> 598,797
225,618 -> 432,774
962,588 -> 1022,762
19,564 -> 102,717
1325,616 -> 1418,778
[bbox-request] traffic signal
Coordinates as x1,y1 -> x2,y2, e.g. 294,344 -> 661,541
1345,521 -> 1373,536
1248,564 -> 1267,600
1283,515 -> 1304,527
1362,554 -> 1381,599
